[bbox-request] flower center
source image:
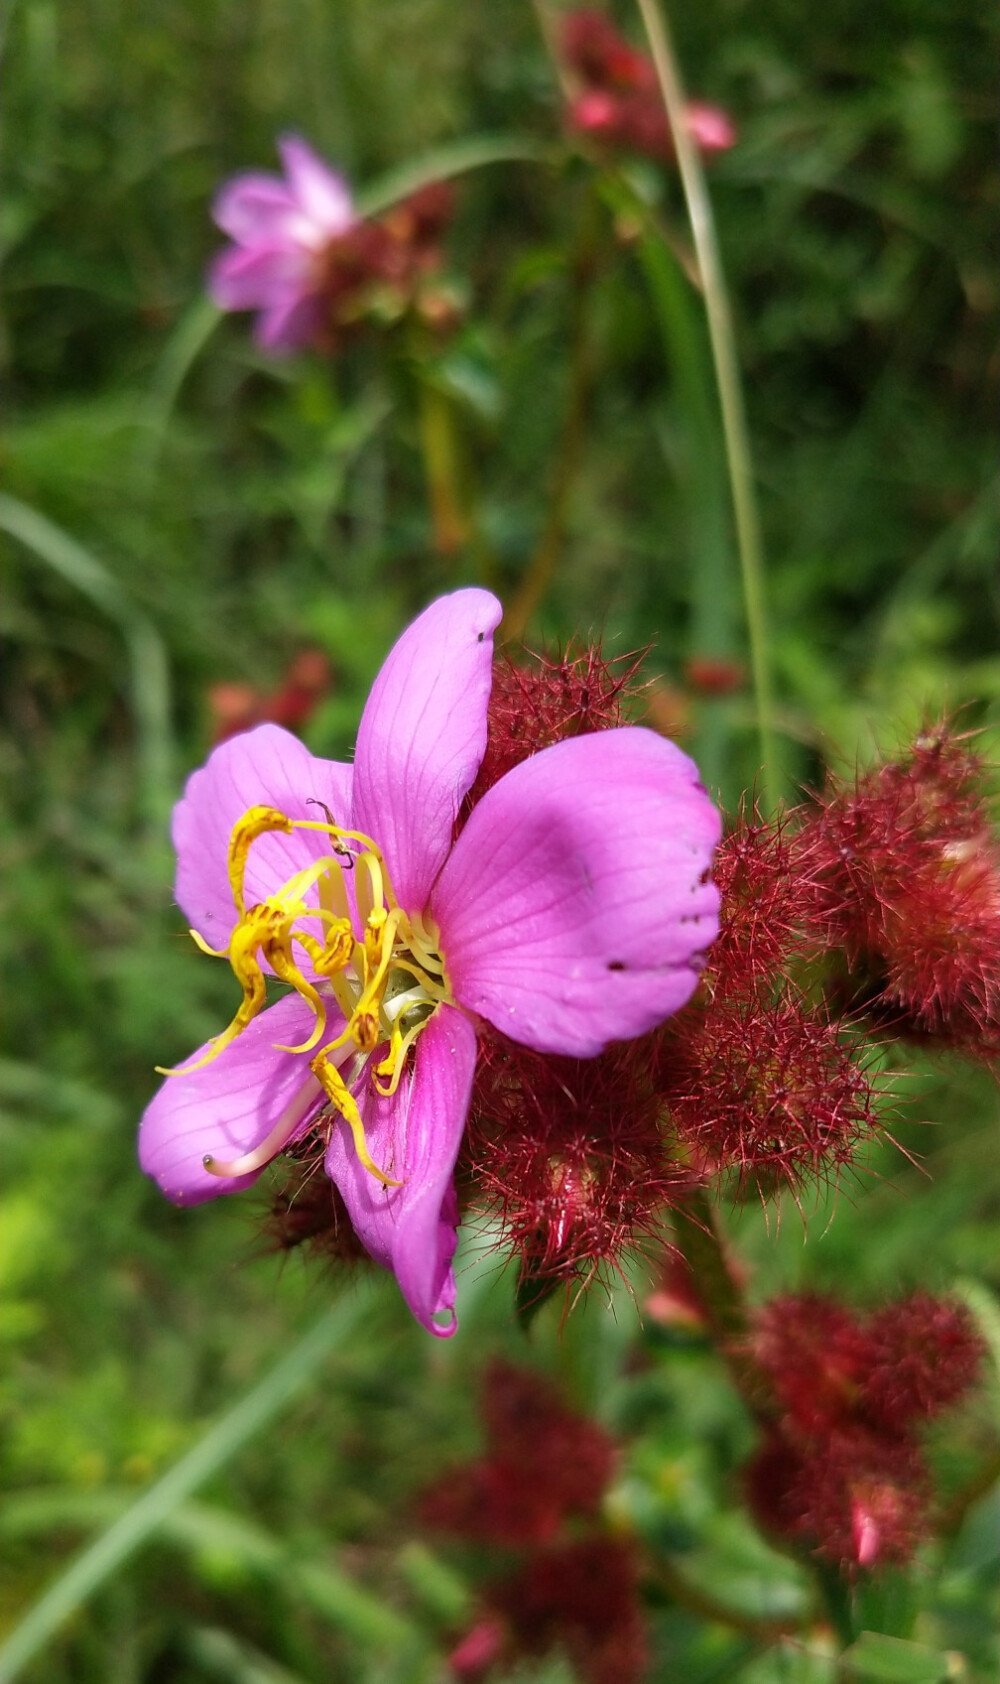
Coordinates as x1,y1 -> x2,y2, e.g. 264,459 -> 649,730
160,803 -> 452,1186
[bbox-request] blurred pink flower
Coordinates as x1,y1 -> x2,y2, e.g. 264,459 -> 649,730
561,9 -> 737,163
139,591 -> 720,1334
209,135 -> 354,350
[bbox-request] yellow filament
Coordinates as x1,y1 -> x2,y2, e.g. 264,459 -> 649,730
373,1015 -> 428,1098
310,1048 -> 401,1187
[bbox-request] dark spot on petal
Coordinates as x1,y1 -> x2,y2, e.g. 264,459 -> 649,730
607,960 -> 626,972
477,632 -> 485,642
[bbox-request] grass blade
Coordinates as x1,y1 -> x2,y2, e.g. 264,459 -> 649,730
0,1287 -> 376,1682
0,492 -> 172,833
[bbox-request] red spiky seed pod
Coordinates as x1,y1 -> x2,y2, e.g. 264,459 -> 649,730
708,805 -> 806,999
863,1293 -> 986,1430
753,1295 -> 874,1435
746,1428 -> 929,1571
490,1537 -> 648,1684
796,724 -> 1000,1050
461,643 -> 645,816
419,1362 -> 617,1546
658,995 -> 880,1197
465,1033 -> 689,1287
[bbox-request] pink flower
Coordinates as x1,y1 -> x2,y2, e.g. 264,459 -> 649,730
209,135 -> 354,351
139,591 -> 720,1334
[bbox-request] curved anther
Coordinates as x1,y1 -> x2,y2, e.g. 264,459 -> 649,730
227,806 -> 294,914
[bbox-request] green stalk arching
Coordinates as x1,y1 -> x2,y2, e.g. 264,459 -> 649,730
633,0 -> 778,806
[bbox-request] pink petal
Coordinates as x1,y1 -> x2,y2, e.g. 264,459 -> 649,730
351,590 -> 502,914
173,724 -> 353,950
255,291 -> 323,352
212,173 -> 299,244
277,135 -> 354,238
324,1005 -> 477,1336
208,244 -> 307,312
432,728 -> 720,1056
138,995 -> 324,1205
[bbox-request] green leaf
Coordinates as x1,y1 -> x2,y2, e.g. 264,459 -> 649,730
839,1633 -> 952,1683
356,134 -> 551,219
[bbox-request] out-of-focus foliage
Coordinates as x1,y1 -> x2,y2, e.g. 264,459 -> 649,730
0,0 -> 997,1679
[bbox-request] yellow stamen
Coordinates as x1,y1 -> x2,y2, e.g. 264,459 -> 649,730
162,803 -> 454,1187
310,1047 -> 402,1187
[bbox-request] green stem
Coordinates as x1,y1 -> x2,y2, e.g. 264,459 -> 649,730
813,1562 -> 857,1651
633,0 -> 776,803
416,374 -> 468,558
675,1191 -> 862,1652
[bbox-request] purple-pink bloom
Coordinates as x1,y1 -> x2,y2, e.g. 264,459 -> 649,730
139,591 -> 721,1335
209,135 -> 354,351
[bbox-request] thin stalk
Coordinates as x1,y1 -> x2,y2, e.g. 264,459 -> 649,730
675,1190 -> 861,1652
633,0 -> 777,803
416,375 -> 469,558
673,1187 -> 769,1417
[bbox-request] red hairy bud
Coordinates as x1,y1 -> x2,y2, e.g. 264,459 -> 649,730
490,1538 -> 647,1684
747,1429 -> 928,1571
797,724 -> 1000,1051
463,644 -> 644,814
465,1034 -> 689,1286
863,1293 -> 985,1429
559,10 -> 735,165
708,806 -> 805,998
420,1362 -> 617,1546
754,1294 -> 874,1434
658,996 -> 879,1196
261,1148 -> 372,1267
561,9 -> 654,92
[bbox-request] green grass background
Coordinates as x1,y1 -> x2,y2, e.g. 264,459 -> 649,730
0,0 -> 997,1678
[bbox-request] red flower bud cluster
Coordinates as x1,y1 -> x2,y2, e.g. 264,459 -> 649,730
419,1360 -> 615,1545
465,1034 -> 691,1291
420,1364 -> 646,1684
560,8 -> 736,163
795,725 -> 1000,1055
654,804 -> 882,1200
745,1291 -> 984,1570
315,182 -> 456,349
461,642 -> 645,816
